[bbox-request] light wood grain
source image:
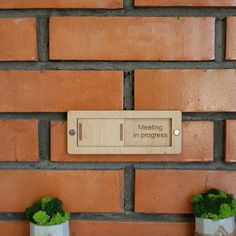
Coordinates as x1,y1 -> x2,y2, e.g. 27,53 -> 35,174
125,118 -> 171,147
77,118 -> 124,147
67,111 -> 182,155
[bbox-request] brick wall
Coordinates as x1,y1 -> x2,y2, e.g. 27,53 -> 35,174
0,1 -> 236,236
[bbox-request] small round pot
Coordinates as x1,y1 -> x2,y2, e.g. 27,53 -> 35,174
195,216 -> 235,235
30,221 -> 69,236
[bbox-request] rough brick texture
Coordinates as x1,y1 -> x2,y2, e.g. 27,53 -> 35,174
226,120 -> 236,162
0,70 -> 123,112
135,69 -> 236,112
50,17 -> 215,61
135,170 -> 236,213
51,121 -> 213,162
135,0 -> 236,7
0,120 -> 38,162
0,2 -> 235,235
0,170 -> 124,212
70,221 -> 194,236
0,18 -> 37,61
0,222 -> 29,236
0,0 -> 123,9
0,221 -> 194,236
226,17 -> 236,60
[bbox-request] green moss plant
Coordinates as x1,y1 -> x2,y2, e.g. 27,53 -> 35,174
24,196 -> 70,226
192,188 -> 236,221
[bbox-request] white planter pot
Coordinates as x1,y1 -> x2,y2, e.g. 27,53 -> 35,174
30,221 -> 70,236
195,217 -> 235,235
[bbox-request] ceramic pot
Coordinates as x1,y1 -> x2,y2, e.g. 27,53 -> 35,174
30,221 -> 69,236
195,217 -> 235,235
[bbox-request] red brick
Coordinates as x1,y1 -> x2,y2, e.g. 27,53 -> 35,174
226,120 -> 236,162
0,120 -> 38,162
51,121 -> 213,162
0,170 -> 124,212
50,17 -> 215,61
0,70 -> 123,112
0,0 -> 123,8
0,221 -> 193,236
0,18 -> 37,61
135,69 -> 236,112
226,17 -> 236,60
135,0 -> 236,7
70,221 -> 194,236
135,170 -> 236,213
0,222 -> 28,236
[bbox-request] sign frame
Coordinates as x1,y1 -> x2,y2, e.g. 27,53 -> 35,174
67,110 -> 182,155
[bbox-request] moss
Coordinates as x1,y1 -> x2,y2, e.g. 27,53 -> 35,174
24,201 -> 42,222
24,196 -> 70,226
192,188 -> 236,221
33,211 -> 50,225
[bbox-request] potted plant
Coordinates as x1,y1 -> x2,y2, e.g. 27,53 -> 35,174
192,188 -> 236,236
24,196 -> 70,236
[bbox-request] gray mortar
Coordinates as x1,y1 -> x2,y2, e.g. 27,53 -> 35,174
124,70 -> 134,110
124,164 -> 135,211
2,61 -> 236,70
37,17 -> 49,62
0,0 -> 236,222
214,121 -> 225,162
215,17 -> 226,62
39,120 -> 50,161
0,212 -> 193,222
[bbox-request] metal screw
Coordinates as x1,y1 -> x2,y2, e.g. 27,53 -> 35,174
69,129 -> 76,136
173,129 -> 180,136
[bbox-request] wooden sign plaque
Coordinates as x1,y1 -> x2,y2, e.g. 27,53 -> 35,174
67,111 -> 182,155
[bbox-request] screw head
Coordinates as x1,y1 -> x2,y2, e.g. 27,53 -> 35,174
173,129 -> 180,136
69,129 -> 76,136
